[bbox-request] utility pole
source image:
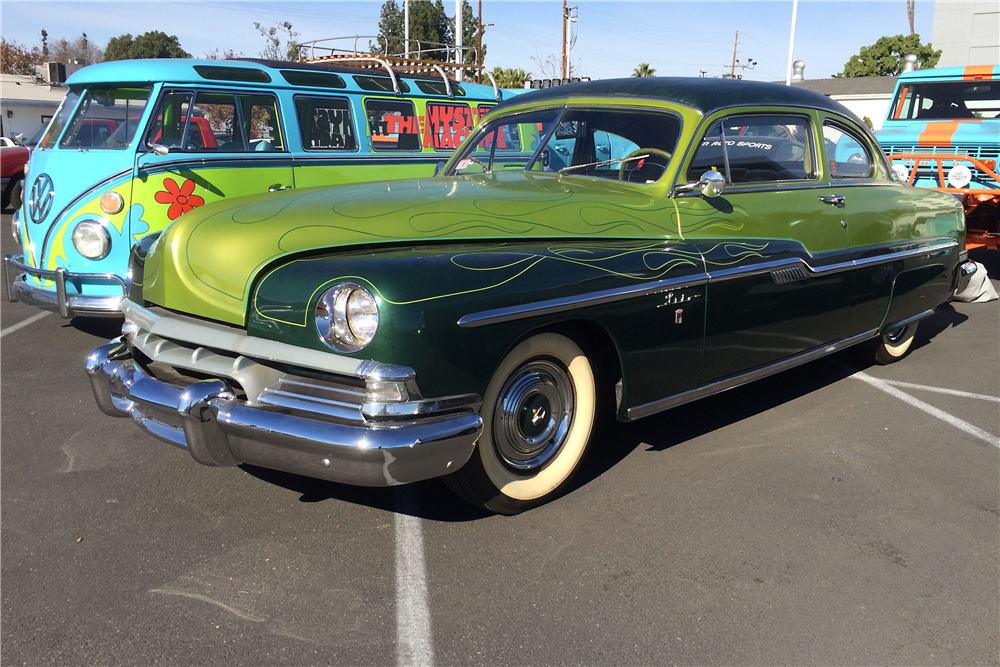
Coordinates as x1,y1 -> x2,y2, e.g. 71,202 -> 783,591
562,0 -> 567,80
730,30 -> 739,79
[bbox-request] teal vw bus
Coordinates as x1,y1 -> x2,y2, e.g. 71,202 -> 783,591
5,56 -> 513,318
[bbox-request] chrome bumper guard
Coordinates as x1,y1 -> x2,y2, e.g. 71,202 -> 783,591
86,341 -> 484,487
3,253 -> 128,318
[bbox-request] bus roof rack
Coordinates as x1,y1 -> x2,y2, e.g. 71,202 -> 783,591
298,36 -> 500,102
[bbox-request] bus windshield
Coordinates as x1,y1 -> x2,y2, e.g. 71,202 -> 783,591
889,81 -> 1000,120
59,86 -> 153,149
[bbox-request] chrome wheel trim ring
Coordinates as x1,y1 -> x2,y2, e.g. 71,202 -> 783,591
492,358 -> 574,473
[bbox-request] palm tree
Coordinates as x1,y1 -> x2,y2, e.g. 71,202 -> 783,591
490,67 -> 530,89
632,63 -> 656,78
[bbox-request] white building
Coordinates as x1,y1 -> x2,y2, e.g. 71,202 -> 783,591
0,73 -> 66,140
932,1 -> 1000,67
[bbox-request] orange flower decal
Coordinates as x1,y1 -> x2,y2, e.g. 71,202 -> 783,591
154,177 -> 205,220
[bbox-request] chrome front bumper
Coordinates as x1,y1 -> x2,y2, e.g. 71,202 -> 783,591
86,341 -> 484,487
3,253 -> 128,318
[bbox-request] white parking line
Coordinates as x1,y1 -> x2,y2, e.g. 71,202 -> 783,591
877,378 -> 1000,404
852,371 -> 1000,449
395,489 -> 435,667
0,311 -> 50,338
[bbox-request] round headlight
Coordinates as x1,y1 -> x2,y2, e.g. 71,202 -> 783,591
72,220 -> 111,259
100,191 -> 124,215
315,283 -> 380,352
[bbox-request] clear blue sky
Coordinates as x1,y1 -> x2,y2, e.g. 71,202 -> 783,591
0,0 -> 936,81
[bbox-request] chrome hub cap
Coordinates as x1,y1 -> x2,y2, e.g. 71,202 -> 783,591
885,325 -> 907,343
493,359 -> 574,473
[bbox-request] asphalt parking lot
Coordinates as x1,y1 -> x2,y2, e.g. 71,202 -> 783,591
2,210 -> 998,666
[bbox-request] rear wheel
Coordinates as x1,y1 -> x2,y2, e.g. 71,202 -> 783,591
868,322 -> 918,365
445,333 -> 597,515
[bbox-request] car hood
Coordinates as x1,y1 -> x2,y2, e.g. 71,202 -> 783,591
142,172 -> 679,325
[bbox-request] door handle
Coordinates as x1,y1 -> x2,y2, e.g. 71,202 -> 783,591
819,194 -> 845,208
268,185 -> 293,192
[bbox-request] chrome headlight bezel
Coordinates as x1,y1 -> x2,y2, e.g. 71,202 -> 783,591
11,209 -> 21,244
315,283 -> 380,353
71,220 -> 111,260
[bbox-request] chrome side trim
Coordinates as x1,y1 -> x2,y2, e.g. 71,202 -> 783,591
882,309 -> 934,334
626,328 -> 880,421
458,239 -> 958,328
457,273 -> 709,328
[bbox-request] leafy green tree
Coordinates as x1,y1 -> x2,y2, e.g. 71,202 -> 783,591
836,34 -> 940,77
490,67 -> 529,88
632,63 -> 655,77
375,0 -> 481,68
103,31 -> 190,61
255,21 -> 299,61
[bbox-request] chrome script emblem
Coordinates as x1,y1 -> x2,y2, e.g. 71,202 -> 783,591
531,407 -> 546,425
28,173 -> 55,223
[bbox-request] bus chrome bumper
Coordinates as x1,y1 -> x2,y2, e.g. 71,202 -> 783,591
85,341 -> 484,487
3,253 -> 127,318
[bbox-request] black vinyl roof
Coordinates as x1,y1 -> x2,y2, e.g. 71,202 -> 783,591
497,77 -> 856,118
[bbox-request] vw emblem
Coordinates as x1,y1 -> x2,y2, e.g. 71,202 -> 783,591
28,173 -> 55,223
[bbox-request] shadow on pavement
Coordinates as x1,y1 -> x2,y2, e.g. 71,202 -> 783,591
68,316 -> 124,339
171,300 -> 973,521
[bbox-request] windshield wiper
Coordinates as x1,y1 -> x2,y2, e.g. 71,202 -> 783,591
558,154 -> 649,175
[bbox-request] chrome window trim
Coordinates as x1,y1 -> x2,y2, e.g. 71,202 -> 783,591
677,111 -> 820,193
457,238 -> 957,328
668,103 -> 872,194
445,105 -> 566,174
823,118 -> 876,180
292,93 -> 361,154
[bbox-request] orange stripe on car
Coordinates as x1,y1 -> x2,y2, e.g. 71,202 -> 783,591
963,65 -> 994,80
917,121 -> 962,147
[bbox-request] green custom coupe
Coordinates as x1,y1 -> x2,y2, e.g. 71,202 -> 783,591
86,78 -> 975,514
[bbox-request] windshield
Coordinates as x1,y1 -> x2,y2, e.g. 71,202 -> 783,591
889,80 -> 1000,120
59,86 -> 153,149
449,107 -> 681,183
38,89 -> 80,149
24,123 -> 48,147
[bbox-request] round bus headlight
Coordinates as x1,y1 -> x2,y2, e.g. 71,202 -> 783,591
71,220 -> 111,259
100,191 -> 124,215
315,283 -> 379,352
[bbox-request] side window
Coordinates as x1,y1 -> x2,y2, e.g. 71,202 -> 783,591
426,103 -> 473,150
241,94 -> 284,152
295,97 -> 356,150
688,115 -> 813,184
365,99 -> 420,151
191,92 -> 244,152
476,104 -> 495,124
144,91 -> 193,149
823,122 -> 873,178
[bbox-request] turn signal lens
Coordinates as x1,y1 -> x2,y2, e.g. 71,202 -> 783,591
100,191 -> 124,215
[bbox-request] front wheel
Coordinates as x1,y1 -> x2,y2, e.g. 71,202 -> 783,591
445,333 -> 597,515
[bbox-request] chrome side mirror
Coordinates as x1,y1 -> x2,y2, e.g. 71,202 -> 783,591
149,143 -> 169,156
698,170 -> 726,197
434,160 -> 446,177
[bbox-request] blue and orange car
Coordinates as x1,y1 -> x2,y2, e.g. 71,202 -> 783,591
878,65 -> 999,249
